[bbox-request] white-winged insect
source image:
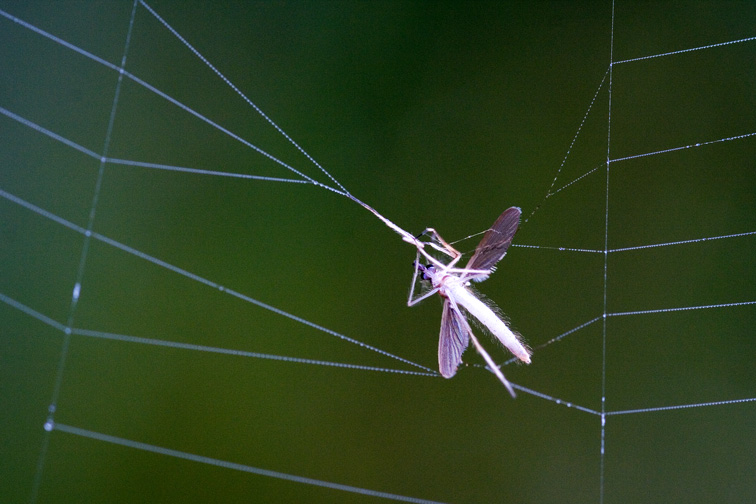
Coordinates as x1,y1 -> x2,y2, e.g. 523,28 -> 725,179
349,198 -> 531,396
407,207 -> 531,396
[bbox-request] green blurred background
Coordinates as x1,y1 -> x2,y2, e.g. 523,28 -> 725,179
1,1 -> 754,503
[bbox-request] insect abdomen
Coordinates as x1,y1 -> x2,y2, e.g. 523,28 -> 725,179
448,283 -> 531,364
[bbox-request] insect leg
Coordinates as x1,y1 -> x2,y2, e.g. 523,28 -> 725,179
446,296 -> 516,397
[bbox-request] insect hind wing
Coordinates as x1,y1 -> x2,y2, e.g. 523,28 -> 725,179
438,300 -> 470,378
464,207 -> 521,281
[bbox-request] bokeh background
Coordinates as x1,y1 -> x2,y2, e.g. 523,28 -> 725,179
1,1 -> 754,503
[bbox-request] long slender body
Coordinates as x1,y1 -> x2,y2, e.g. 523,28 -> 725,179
437,275 -> 531,364
403,206 -> 529,394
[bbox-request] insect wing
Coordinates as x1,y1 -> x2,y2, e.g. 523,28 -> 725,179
464,206 -> 521,282
438,299 -> 470,378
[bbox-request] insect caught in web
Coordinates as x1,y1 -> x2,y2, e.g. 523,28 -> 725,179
350,197 -> 531,396
407,207 -> 531,396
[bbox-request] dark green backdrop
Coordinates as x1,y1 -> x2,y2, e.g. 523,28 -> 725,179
1,1 -> 754,503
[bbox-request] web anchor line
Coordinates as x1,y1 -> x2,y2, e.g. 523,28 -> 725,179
611,131 -> 756,163
52,423 -> 448,504
608,300 -> 756,317
106,157 -> 309,183
513,228 -> 756,256
542,389 -> 756,417
0,292 -> 436,377
545,129 -> 756,199
138,0 -> 350,196
544,69 -> 609,197
606,397 -> 756,416
609,230 -> 756,252
0,187 -> 434,374
0,106 -> 310,185
614,35 -> 756,65
510,382 -> 756,418
523,69 -> 609,226
0,8 -> 344,195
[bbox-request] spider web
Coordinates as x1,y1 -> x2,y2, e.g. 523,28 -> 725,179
1,1 -> 755,503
